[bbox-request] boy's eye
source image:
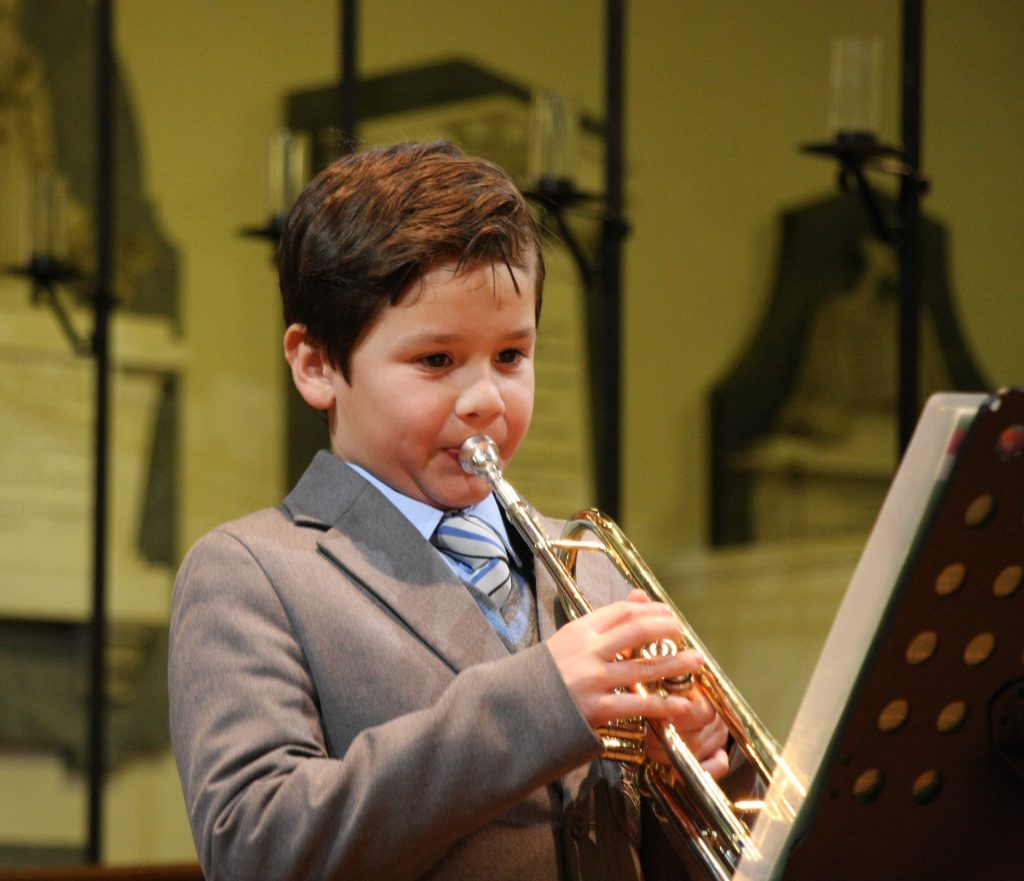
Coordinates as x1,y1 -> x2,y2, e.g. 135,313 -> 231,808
496,349 -> 524,365
421,353 -> 451,369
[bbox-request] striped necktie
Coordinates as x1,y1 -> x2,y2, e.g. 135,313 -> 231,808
432,511 -> 514,610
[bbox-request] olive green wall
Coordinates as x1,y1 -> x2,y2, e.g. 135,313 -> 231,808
118,0 -> 1023,563
622,1 -> 1022,555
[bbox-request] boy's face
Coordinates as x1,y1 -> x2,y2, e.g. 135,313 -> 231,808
324,257 -> 537,510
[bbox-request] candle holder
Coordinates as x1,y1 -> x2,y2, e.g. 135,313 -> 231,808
801,35 -> 927,245
241,129 -> 310,244
3,171 -> 92,355
4,256 -> 91,356
801,132 -> 927,245
522,90 -> 612,286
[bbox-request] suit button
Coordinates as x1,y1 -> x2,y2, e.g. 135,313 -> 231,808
569,811 -> 591,841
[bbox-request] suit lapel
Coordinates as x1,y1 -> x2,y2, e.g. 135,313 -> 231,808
533,554 -> 561,643
287,455 -> 625,818
285,452 -> 510,673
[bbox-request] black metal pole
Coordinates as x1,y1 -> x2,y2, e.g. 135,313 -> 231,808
898,0 -> 924,453
597,0 -> 625,519
87,0 -> 115,864
338,0 -> 358,154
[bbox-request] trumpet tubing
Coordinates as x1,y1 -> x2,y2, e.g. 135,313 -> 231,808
458,434 -> 798,881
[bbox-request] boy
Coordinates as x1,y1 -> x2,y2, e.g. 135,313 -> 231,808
169,141 -> 730,881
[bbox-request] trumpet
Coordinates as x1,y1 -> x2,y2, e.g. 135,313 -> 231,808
459,435 -> 800,881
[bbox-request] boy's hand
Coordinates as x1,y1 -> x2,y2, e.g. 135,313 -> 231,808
546,589 -> 729,778
644,689 -> 731,781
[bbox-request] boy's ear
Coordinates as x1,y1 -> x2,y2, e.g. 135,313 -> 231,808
283,324 -> 337,410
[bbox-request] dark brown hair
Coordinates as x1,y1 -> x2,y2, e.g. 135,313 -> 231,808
278,141 -> 545,379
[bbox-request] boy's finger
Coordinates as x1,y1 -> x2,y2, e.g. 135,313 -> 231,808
587,597 -> 675,635
594,692 -> 699,724
700,748 -> 730,781
604,649 -> 704,689
592,614 -> 688,661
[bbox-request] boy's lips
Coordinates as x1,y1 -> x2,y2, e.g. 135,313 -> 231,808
442,441 -> 501,466
443,445 -> 475,463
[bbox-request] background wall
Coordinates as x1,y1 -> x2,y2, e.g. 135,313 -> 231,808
0,0 -> 1020,867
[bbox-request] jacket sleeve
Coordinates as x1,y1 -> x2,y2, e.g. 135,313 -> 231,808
169,527 -> 601,881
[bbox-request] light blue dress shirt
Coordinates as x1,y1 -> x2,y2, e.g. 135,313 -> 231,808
346,463 -> 523,575
346,463 -> 533,647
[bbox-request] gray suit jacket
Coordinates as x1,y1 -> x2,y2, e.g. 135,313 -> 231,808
170,452 -> 681,881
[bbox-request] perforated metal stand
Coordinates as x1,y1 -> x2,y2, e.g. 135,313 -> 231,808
779,388 -> 1024,880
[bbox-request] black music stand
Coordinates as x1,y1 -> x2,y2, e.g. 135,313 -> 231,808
737,388 -> 1024,880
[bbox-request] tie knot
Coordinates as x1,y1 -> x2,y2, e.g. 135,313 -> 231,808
433,511 -> 512,607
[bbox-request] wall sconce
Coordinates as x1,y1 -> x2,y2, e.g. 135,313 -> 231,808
524,90 -> 609,288
801,35 -> 927,244
241,128 -> 311,244
3,169 -> 91,355
528,90 -> 581,201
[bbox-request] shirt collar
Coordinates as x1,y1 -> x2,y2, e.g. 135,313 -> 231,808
346,463 -> 520,563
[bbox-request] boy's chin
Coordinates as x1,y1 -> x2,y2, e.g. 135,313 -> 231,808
428,475 -> 493,511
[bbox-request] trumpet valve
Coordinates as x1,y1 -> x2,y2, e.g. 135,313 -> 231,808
640,638 -> 695,694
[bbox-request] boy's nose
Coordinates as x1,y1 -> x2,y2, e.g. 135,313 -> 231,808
455,373 -> 505,422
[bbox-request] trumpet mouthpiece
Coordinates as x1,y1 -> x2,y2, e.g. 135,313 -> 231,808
458,435 -> 500,477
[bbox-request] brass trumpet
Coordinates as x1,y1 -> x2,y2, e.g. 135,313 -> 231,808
459,435 -> 800,881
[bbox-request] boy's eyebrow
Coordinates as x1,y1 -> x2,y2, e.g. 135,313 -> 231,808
399,325 -> 536,348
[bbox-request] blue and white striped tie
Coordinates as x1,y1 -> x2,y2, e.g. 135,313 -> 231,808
433,511 -> 514,610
